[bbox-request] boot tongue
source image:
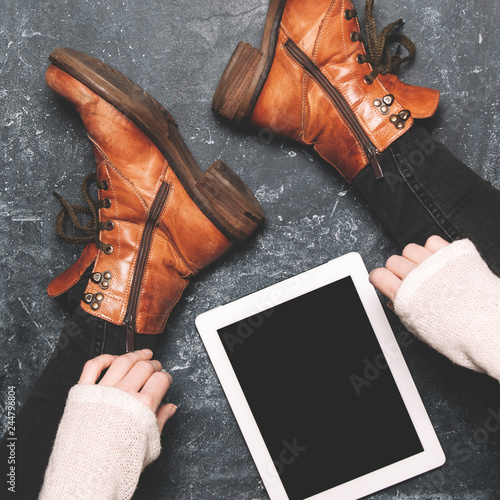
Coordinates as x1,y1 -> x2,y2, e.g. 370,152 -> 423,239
47,243 -> 98,297
377,73 -> 440,119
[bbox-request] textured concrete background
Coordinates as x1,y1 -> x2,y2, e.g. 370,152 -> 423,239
1,0 -> 499,498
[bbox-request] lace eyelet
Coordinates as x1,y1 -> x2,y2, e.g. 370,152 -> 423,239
399,110 -> 411,121
344,9 -> 357,20
105,221 -> 115,231
102,198 -> 112,209
350,32 -> 361,42
364,75 -> 375,85
100,180 -> 109,191
356,54 -> 366,64
104,245 -> 114,255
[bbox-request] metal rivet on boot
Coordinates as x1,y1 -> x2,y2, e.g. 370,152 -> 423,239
383,94 -> 394,106
84,293 -> 94,304
375,96 -> 391,115
104,245 -> 114,255
399,110 -> 411,121
91,302 -> 100,311
100,271 -> 112,290
92,272 -> 102,283
95,293 -> 104,302
389,114 -> 406,129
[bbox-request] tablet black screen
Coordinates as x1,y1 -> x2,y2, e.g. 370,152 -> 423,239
217,276 -> 423,500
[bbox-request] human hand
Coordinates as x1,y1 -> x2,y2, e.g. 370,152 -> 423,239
369,235 -> 450,307
79,349 -> 177,433
369,236 -> 500,381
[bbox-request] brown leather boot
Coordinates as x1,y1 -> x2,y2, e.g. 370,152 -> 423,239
46,48 -> 264,351
212,0 -> 440,182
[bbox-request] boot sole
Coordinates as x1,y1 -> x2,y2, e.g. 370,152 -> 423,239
49,47 -> 264,244
211,0 -> 287,124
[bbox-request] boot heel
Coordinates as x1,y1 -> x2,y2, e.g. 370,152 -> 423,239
212,42 -> 264,124
194,159 -> 265,243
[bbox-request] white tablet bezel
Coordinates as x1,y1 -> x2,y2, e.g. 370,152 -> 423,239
196,252 -> 445,500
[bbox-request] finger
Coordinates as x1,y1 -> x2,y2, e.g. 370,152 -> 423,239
98,349 -> 154,387
156,403 -> 177,433
385,254 -> 418,280
115,359 -> 163,393
369,267 -> 402,303
425,235 -> 450,254
79,354 -> 118,385
402,243 -> 433,265
137,370 -> 173,413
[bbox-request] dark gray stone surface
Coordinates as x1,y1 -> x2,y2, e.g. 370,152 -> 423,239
1,0 -> 499,498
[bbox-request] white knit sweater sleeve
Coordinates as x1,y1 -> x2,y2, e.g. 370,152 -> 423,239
394,239 -> 500,382
39,384 -> 161,500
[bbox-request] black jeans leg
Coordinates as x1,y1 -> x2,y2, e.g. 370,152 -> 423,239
353,125 -> 500,277
0,272 -> 159,499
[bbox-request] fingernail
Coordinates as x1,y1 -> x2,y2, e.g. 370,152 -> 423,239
142,349 -> 153,356
168,405 -> 178,418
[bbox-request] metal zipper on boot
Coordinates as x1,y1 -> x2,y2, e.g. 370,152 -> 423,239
124,181 -> 171,352
284,39 -> 384,179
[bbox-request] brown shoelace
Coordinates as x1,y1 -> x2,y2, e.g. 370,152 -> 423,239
357,0 -> 417,81
53,173 -> 110,251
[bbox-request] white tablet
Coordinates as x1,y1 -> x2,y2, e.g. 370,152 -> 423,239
196,252 -> 445,500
